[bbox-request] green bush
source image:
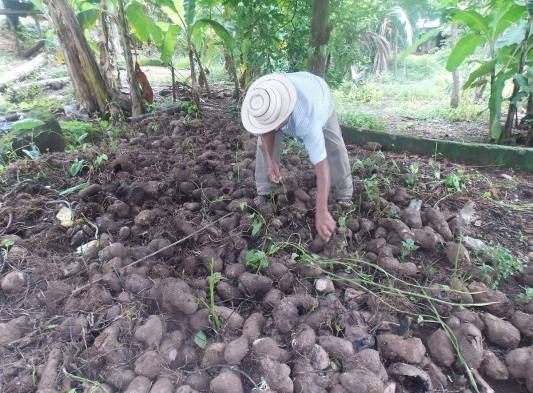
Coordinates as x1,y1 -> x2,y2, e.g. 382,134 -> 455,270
335,81 -> 383,104
398,54 -> 441,80
60,120 -> 99,147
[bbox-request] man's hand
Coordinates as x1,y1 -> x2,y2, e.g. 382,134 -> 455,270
267,161 -> 282,184
316,209 -> 336,241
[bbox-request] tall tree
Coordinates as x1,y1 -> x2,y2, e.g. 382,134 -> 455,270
47,0 -> 112,114
308,0 -> 331,77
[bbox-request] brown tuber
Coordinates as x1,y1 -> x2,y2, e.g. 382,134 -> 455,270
481,313 -> 520,349
377,333 -> 426,364
1,271 -> 27,293
209,370 -> 244,393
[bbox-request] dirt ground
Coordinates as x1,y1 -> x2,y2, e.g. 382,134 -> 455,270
1,94 -> 533,393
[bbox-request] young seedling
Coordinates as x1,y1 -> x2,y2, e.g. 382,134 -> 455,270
207,261 -> 222,332
69,158 -> 87,177
403,162 -> 420,187
400,239 -> 418,260
517,287 -> 533,303
443,169 -> 466,193
198,261 -> 223,333
245,249 -> 269,273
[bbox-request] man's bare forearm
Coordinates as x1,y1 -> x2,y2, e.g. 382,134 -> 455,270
260,133 -> 276,162
314,159 -> 330,213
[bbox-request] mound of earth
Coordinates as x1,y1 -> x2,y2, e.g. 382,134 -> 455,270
1,101 -> 532,393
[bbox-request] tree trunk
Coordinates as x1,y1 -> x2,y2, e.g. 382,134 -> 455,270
116,0 -> 144,117
450,24 -> 460,108
474,82 -> 486,102
194,47 -> 210,96
224,49 -> 240,98
503,18 -> 532,140
188,44 -> 200,107
47,0 -> 112,114
526,93 -> 533,146
308,0 -> 330,78
171,66 -> 176,102
98,0 -> 120,91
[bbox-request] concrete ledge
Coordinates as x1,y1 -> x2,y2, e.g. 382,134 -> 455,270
341,126 -> 533,172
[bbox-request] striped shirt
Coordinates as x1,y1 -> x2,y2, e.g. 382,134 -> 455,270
282,72 -> 334,164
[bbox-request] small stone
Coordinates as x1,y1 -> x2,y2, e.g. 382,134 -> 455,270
315,278 -> 335,293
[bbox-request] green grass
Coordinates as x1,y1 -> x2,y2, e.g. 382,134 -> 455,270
338,111 -> 386,131
333,52 -> 487,132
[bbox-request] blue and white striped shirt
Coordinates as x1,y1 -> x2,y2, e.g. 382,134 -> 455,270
282,72 -> 334,164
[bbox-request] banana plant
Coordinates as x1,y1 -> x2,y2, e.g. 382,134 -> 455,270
445,0 -> 527,141
149,0 -> 239,103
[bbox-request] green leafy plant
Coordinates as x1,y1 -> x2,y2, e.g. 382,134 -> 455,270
93,154 -> 108,169
400,239 -> 418,259
475,245 -> 524,288
60,120 -> 97,147
443,169 -> 466,193
12,118 -> 45,132
403,162 -> 420,187
245,249 -> 269,272
445,1 -> 528,141
517,286 -> 533,303
339,111 -> 386,131
69,158 -> 87,177
207,261 -> 222,331
180,100 -> 199,115
250,213 -> 263,237
194,330 -> 207,348
1,239 -> 14,251
362,174 -> 381,206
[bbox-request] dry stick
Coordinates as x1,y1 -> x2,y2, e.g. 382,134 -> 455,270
70,213 -> 232,297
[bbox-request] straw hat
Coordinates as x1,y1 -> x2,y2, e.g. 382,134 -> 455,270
241,74 -> 297,135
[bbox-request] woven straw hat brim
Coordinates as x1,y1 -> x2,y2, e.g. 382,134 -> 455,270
241,74 -> 297,135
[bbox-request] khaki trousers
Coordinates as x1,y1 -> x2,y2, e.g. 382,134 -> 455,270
255,111 -> 353,200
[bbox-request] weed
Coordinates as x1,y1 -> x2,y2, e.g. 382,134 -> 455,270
400,239 -> 419,260
403,162 -> 420,187
1,239 -> 14,251
180,100 -> 198,115
250,213 -> 263,237
335,81 -> 383,104
352,151 -> 385,174
339,111 -> 386,131
474,245 -> 524,288
60,120 -> 98,148
206,262 -> 222,331
69,158 -> 87,177
194,330 -> 207,348
245,249 -> 269,272
93,153 -> 108,169
362,174 -> 381,206
517,287 -> 533,303
443,169 -> 466,193
282,137 -> 305,156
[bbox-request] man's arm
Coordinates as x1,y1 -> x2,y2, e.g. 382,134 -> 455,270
314,158 -> 336,241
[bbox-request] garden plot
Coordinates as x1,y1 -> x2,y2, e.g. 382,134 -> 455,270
0,104 -> 532,393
